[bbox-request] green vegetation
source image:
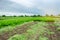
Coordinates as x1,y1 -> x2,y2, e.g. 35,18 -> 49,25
0,17 -> 55,28
0,22 -> 30,34
8,21 -> 60,40
0,16 -> 60,40
8,22 -> 49,40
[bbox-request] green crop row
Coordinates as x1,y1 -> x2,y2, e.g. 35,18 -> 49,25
0,17 -> 55,29
0,17 -> 33,28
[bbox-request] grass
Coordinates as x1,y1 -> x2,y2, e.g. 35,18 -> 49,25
8,22 -> 50,40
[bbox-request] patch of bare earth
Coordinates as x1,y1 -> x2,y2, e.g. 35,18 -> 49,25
0,21 -> 60,40
45,22 -> 60,40
0,21 -> 38,40
30,22 -> 60,40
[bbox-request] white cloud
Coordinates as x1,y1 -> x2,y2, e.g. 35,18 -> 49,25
0,12 -> 35,16
10,0 -> 34,7
0,0 -> 60,16
41,0 -> 56,3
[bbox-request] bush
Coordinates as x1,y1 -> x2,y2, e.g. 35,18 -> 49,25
2,15 -> 6,17
33,20 -> 41,22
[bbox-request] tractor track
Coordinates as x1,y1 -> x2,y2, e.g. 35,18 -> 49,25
0,21 -> 38,40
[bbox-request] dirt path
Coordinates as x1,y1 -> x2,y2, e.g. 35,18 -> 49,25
0,21 -> 38,40
46,22 -> 59,40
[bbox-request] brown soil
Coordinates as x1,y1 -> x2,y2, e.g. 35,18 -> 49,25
45,22 -> 60,40
33,22 -> 60,40
0,22 -> 60,40
0,21 -> 38,40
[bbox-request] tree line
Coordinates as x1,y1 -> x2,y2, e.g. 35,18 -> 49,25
0,14 -> 60,17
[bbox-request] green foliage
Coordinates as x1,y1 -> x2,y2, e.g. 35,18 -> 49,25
2,15 -> 6,17
0,16 -> 59,40
13,15 -> 16,17
0,17 -> 54,28
0,22 -> 31,34
0,17 -> 32,28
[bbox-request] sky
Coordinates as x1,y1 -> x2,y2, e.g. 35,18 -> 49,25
0,0 -> 60,16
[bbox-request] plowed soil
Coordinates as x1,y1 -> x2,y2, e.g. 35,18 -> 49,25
0,22 -> 60,40
0,22 -> 38,40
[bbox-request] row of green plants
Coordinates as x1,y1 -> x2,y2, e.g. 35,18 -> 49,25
0,17 -> 55,28
0,17 -> 33,28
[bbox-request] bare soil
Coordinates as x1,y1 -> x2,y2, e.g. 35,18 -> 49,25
30,22 -> 60,40
43,22 -> 60,40
0,22 -> 60,40
0,22 -> 38,40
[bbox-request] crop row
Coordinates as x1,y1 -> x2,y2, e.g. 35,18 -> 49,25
0,17 -> 54,28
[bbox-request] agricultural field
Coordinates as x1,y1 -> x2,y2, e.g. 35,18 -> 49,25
0,16 -> 60,40
0,17 -> 55,28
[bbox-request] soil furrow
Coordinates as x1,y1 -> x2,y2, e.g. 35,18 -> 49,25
0,22 -> 38,40
47,22 -> 58,40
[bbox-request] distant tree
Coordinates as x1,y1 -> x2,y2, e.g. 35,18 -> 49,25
58,14 -> 60,16
2,15 -> 6,17
37,15 -> 42,17
0,16 -> 1,17
13,15 -> 16,17
19,15 -> 24,17
50,14 -> 54,17
46,14 -> 49,16
32,15 -> 37,17
25,15 -> 28,17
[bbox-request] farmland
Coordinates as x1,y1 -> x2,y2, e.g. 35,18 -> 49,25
0,16 -> 60,40
0,17 -> 55,28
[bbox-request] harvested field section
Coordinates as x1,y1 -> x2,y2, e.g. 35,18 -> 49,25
8,22 -> 49,40
0,21 -> 38,40
0,17 -> 60,40
8,22 -> 60,40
